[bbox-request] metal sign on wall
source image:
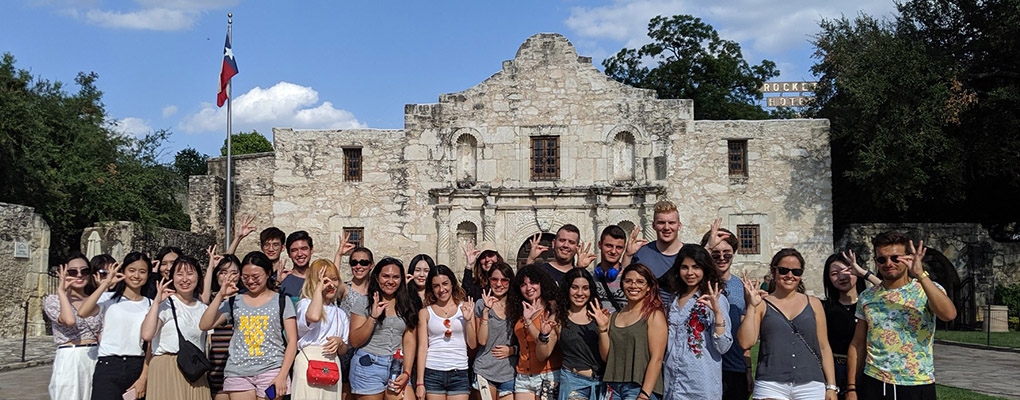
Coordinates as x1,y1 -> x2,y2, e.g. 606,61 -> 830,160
761,81 -> 817,107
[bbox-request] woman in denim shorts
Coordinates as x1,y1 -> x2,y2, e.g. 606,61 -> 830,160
414,265 -> 476,400
472,263 -> 518,400
506,264 -> 562,400
537,269 -> 607,400
347,258 -> 420,400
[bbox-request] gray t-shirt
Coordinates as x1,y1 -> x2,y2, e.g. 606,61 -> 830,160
218,292 -> 297,376
473,299 -> 517,383
351,293 -> 406,356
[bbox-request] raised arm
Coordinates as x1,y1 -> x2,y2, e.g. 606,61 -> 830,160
54,265 -> 83,326
199,281 -> 235,331
226,214 -> 256,255
736,272 -> 765,350
534,313 -> 559,362
622,225 -> 648,267
78,263 -> 123,318
141,279 -> 173,342
201,245 -> 221,304
348,293 -> 386,348
525,233 -> 549,265
588,301 -> 611,361
907,241 -> 957,321
305,267 -> 327,324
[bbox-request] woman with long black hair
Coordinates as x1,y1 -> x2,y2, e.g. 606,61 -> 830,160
347,257 -> 419,400
821,251 -> 879,398
45,253 -> 102,399
506,264 -> 561,400
473,262 -> 517,400
203,253 -> 242,400
77,251 -> 155,400
407,254 -> 436,308
537,268 -> 605,400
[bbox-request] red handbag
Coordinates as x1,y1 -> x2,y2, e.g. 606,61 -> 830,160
306,359 -> 340,386
305,307 -> 342,386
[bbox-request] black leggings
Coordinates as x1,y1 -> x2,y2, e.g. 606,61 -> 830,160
91,356 -> 145,400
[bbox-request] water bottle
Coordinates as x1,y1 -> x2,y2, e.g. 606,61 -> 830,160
387,348 -> 404,393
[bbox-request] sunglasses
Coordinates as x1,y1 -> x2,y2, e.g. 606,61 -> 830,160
711,252 -> 734,261
774,267 -> 804,277
65,268 -> 92,278
443,318 -> 452,339
489,277 -> 510,285
874,255 -> 907,265
350,259 -> 372,267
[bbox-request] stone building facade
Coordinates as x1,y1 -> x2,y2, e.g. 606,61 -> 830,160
0,202 -> 51,337
190,33 -> 834,294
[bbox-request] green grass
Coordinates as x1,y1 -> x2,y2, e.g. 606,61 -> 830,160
936,384 -> 1010,399
935,330 -> 1020,348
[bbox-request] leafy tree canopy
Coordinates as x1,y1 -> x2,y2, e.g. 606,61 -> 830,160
603,15 -> 781,119
173,147 -> 208,181
0,53 -> 189,260
220,130 -> 272,156
811,0 -> 1020,232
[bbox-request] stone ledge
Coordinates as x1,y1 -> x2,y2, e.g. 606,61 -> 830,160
935,339 -> 1020,354
0,358 -> 53,373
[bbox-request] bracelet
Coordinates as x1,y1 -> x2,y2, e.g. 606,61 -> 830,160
863,270 -> 874,280
639,389 -> 651,399
402,371 -> 410,379
919,271 -> 930,280
416,383 -> 425,387
715,320 -> 726,328
538,332 -> 550,343
844,388 -> 856,393
598,327 -> 609,333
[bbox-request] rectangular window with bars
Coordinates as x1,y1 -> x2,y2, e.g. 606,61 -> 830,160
530,136 -> 559,180
736,224 -> 760,254
728,140 -> 748,177
343,227 -> 364,248
343,148 -> 362,182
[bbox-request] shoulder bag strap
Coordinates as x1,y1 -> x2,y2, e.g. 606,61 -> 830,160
597,274 -> 623,311
762,298 -> 822,369
168,297 -> 192,345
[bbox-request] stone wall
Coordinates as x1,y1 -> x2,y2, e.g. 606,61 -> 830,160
190,33 -> 834,288
190,152 -> 276,255
837,223 -> 1020,313
81,221 -> 215,263
0,202 -> 51,337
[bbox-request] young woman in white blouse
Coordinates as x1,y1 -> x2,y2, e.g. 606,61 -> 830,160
415,264 -> 477,400
45,253 -> 103,400
77,251 -> 154,400
140,255 -> 210,400
294,259 -> 351,399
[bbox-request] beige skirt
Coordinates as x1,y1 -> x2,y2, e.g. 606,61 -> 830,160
292,345 -> 342,400
147,354 -> 212,400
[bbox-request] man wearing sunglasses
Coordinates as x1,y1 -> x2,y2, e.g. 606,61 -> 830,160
701,221 -> 751,400
846,231 -> 957,400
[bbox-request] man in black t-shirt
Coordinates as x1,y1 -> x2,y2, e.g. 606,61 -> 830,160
525,224 -> 583,285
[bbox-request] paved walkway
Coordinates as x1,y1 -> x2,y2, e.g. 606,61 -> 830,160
0,336 -> 55,372
0,364 -> 50,400
934,343 -> 1020,399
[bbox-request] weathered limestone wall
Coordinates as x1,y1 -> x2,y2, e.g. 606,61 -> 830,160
0,202 -> 51,337
838,223 -> 1020,308
679,120 -> 833,295
81,221 -> 214,263
190,152 -> 276,255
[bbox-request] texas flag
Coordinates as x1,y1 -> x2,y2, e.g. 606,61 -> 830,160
217,33 -> 238,107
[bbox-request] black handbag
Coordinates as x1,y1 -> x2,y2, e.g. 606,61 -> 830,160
168,297 -> 212,383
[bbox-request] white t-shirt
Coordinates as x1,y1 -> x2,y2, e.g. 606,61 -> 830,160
296,298 -> 350,350
97,291 -> 152,357
152,296 -> 209,355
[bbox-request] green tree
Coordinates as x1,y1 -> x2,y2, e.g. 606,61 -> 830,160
0,53 -> 189,259
173,147 -> 208,181
603,15 -> 781,119
810,0 -> 1020,228
220,130 -> 272,156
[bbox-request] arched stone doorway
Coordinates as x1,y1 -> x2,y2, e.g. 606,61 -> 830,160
516,233 -> 556,267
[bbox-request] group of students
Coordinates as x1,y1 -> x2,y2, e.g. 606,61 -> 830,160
44,200 -> 957,400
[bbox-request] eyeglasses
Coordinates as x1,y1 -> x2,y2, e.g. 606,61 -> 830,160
711,252 -> 734,261
489,277 -> 510,285
622,278 -> 648,287
65,268 -> 92,278
262,242 -> 282,250
350,259 -> 372,267
443,318 -> 452,339
241,274 -> 266,282
774,267 -> 804,277
874,255 -> 906,265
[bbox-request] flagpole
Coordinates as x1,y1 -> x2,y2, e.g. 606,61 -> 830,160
225,12 -> 233,251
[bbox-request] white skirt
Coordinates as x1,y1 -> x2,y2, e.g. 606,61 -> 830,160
49,345 -> 98,400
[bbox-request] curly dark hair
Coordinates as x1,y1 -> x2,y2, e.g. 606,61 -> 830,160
663,244 -> 725,298
367,257 -> 419,329
558,268 -> 599,323
506,264 -> 561,336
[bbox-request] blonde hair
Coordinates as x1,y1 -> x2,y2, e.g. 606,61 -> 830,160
300,259 -> 342,321
653,200 -> 678,216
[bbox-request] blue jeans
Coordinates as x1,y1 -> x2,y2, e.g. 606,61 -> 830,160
607,382 -> 659,400
349,349 -> 392,395
559,369 -> 601,400
423,368 -> 471,395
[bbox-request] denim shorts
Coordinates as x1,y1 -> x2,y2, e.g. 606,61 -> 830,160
515,370 -> 560,394
349,349 -> 392,395
424,368 -> 470,395
474,374 -> 515,398
559,369 -> 600,400
607,382 -> 659,400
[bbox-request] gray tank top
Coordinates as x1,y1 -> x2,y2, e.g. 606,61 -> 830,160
350,292 -> 407,356
755,297 -> 825,384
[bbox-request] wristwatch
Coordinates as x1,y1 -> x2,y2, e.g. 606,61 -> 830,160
825,384 -> 839,392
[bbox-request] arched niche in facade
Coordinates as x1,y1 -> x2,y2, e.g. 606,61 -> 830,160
455,221 -> 479,271
612,131 -> 636,181
453,129 -> 481,183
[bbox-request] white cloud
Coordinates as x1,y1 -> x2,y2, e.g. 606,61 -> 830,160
162,105 -> 178,118
60,0 -> 237,31
179,81 -> 366,134
566,0 -> 898,56
108,117 -> 153,137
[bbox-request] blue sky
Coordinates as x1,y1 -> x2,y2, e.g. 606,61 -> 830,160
1,0 -> 897,159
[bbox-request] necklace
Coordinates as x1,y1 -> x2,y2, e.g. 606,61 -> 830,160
433,301 -> 458,318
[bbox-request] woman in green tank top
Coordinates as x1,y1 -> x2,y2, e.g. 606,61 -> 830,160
597,264 -> 666,400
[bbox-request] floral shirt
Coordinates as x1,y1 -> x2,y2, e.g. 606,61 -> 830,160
663,292 -> 732,400
856,279 -> 943,385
